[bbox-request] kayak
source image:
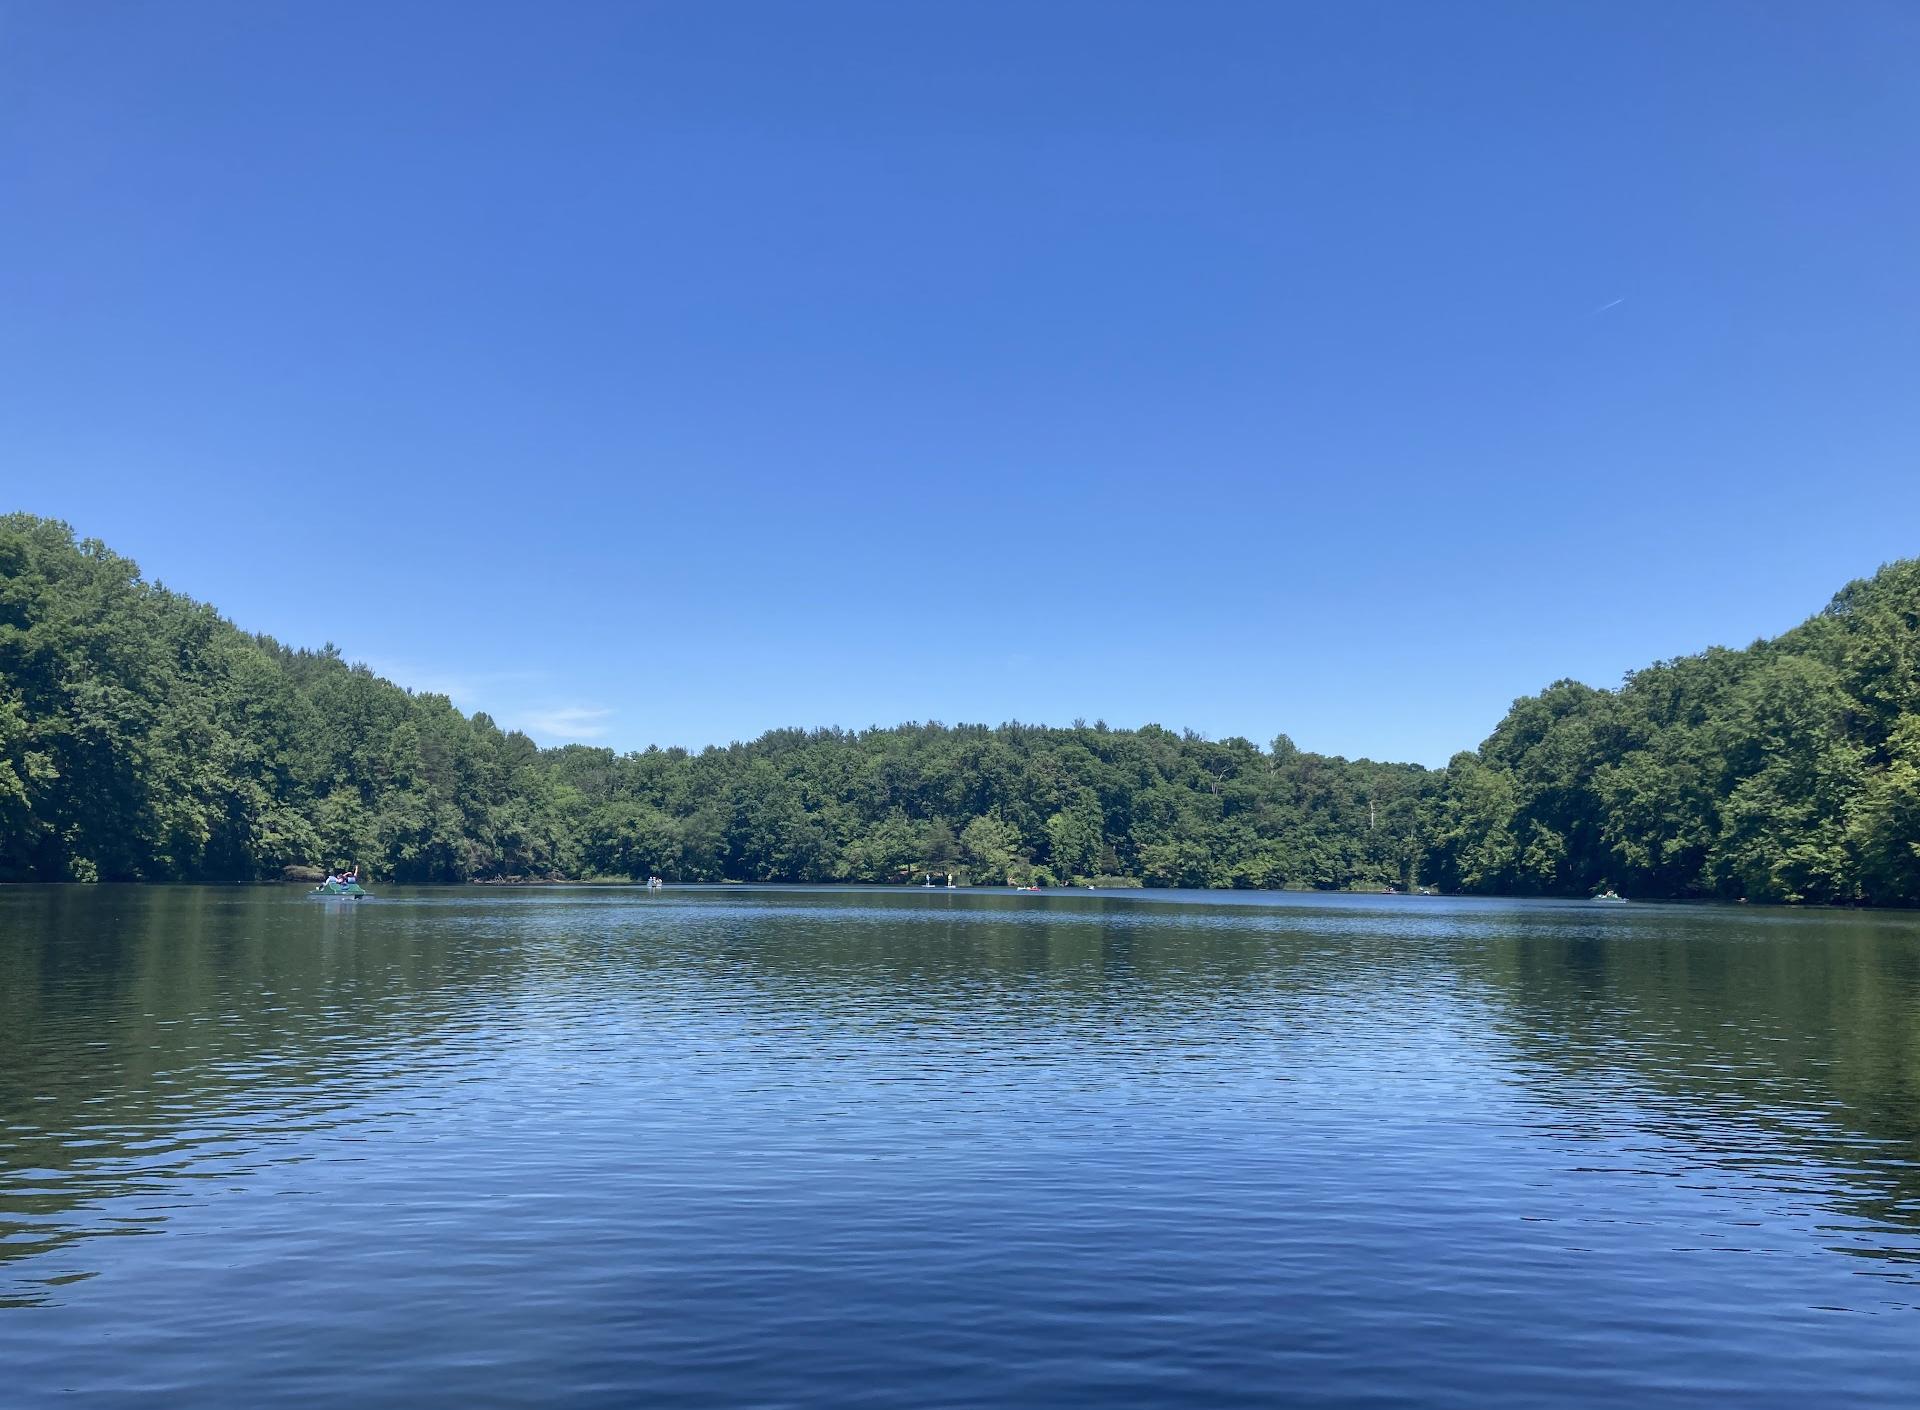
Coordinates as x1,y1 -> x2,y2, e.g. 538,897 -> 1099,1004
308,881 -> 371,899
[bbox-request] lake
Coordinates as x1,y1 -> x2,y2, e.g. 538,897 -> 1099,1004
2,885 -> 1917,1406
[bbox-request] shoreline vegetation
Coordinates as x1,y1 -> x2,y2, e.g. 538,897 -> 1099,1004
4,513 -> 1920,906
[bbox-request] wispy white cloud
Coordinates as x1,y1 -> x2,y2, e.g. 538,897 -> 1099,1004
353,656 -> 614,744
358,658 -> 539,710
517,705 -> 615,742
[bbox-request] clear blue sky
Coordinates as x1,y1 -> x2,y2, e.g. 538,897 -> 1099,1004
5,2 -> 1918,764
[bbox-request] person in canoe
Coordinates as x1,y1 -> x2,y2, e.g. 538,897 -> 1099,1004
310,867 -> 370,899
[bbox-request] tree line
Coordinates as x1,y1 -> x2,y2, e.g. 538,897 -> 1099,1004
3,513 -> 1917,902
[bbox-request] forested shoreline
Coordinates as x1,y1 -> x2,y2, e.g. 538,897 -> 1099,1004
3,513 -> 1918,903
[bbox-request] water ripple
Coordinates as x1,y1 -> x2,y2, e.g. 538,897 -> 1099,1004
1,885 -> 1917,1405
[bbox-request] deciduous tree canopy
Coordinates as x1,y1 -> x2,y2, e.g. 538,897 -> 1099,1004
5,514 -> 1919,903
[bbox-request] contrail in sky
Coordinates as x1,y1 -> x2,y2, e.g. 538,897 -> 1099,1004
1591,297 -> 1625,315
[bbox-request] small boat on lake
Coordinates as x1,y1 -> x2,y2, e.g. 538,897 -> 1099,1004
1592,890 -> 1625,903
308,877 -> 371,900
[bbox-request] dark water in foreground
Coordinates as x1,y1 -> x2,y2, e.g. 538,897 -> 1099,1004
2,887 -> 1918,1407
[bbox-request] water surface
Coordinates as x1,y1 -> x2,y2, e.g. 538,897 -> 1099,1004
3,886 -> 1917,1406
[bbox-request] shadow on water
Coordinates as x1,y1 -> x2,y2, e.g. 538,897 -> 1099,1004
1467,904 -> 1920,1275
0,886 -> 536,1303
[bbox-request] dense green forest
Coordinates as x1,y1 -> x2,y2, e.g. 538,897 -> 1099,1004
3,513 -> 1918,902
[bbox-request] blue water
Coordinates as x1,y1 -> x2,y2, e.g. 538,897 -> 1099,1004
2,886 -> 1917,1405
